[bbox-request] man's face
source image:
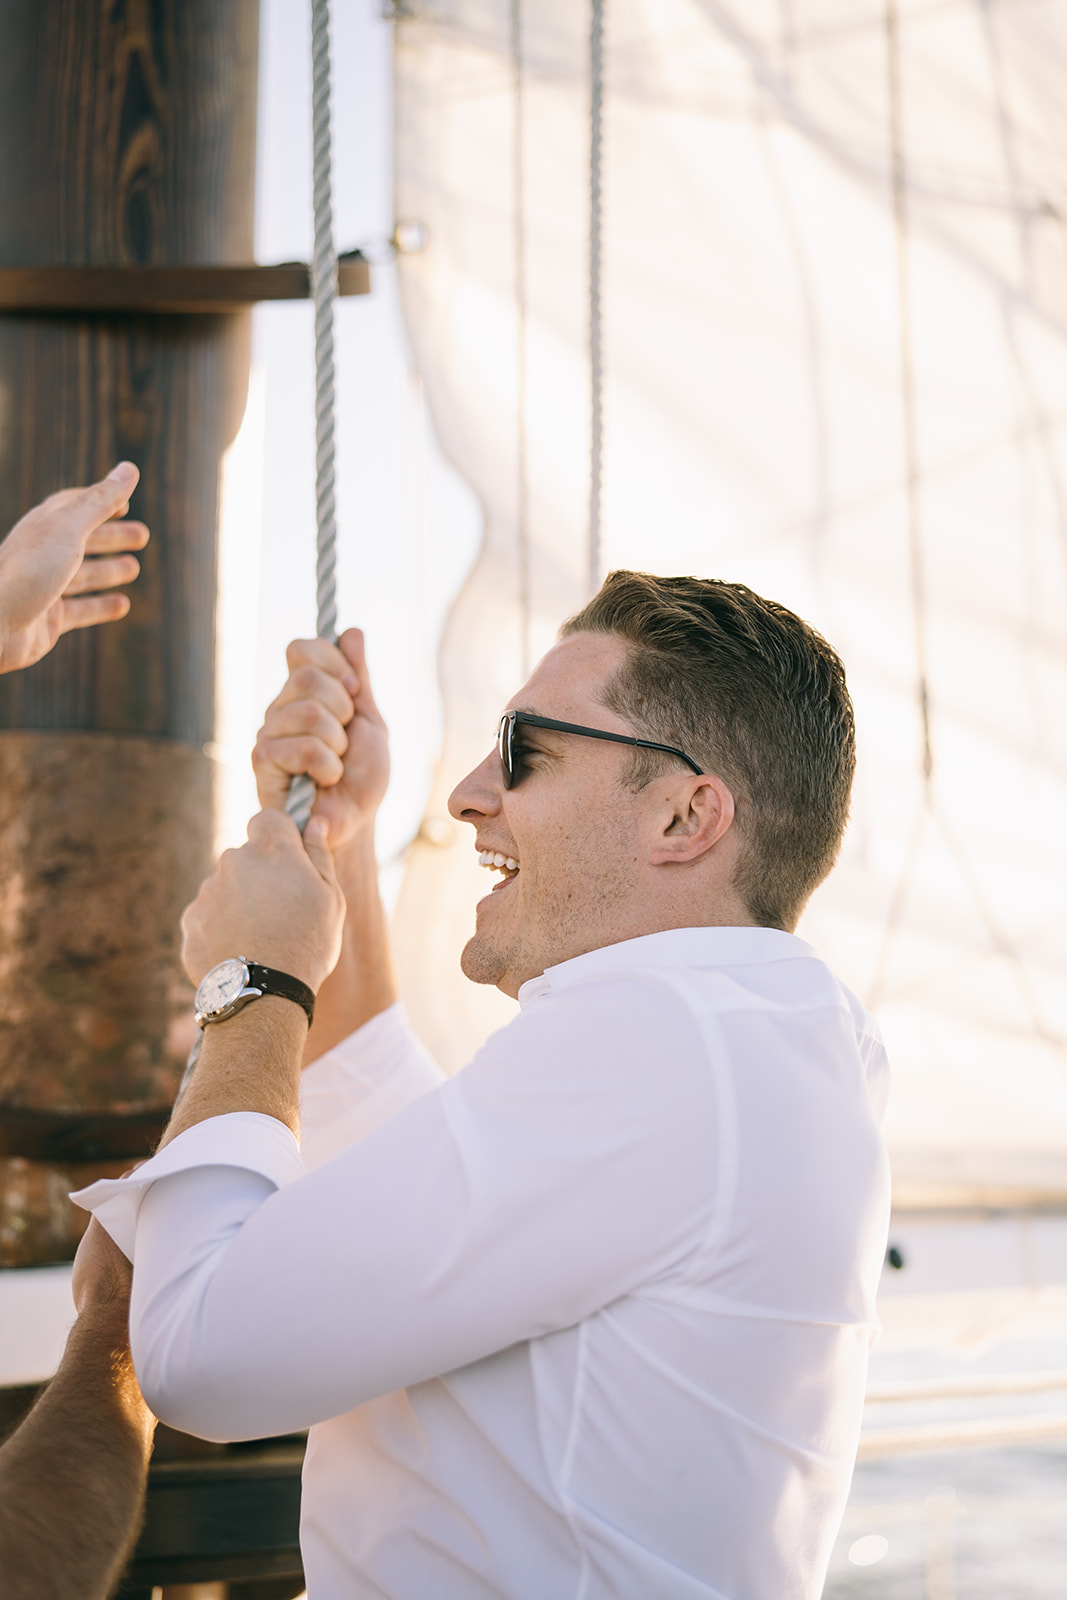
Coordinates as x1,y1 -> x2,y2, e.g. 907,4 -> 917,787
448,631 -> 658,998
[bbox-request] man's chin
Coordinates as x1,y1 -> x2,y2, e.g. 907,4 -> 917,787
459,933 -> 508,988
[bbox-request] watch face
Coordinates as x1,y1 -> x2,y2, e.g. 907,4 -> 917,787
196,958 -> 249,1016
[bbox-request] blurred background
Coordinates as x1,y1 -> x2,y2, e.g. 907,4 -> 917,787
1,0 -> 1066,1594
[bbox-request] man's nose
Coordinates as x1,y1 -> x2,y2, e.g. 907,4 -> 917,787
448,750 -> 503,822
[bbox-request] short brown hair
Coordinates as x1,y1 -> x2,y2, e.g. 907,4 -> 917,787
561,571 -> 856,930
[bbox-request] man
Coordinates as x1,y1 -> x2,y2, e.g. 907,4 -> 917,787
0,463 -> 157,1600
76,574 -> 891,1600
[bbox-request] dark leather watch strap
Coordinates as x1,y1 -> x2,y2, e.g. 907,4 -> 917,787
244,962 -> 316,1027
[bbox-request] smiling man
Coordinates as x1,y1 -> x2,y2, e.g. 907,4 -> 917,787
75,573 -> 891,1600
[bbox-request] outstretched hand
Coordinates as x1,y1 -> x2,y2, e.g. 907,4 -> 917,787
0,462 -> 149,675
253,627 -> 390,853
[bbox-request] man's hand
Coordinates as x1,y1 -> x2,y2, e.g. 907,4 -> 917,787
253,628 -> 390,853
181,810 -> 346,992
0,462 -> 149,674
71,1218 -> 133,1316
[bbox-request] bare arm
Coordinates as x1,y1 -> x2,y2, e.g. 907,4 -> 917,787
0,1222 -> 155,1600
252,628 -> 397,1062
0,462 -> 149,674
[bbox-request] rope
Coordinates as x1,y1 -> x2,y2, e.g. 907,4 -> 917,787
588,0 -> 605,596
512,0 -> 531,678
288,0 -> 340,831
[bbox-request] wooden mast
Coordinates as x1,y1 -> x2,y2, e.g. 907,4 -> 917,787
0,0 -> 258,1263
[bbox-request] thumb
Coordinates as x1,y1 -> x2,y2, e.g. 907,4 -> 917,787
88,461 -> 140,523
303,816 -> 338,885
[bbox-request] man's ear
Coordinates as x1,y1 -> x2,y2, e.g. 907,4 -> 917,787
648,775 -> 735,865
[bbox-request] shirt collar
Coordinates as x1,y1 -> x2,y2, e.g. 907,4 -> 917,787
516,926 -> 817,1008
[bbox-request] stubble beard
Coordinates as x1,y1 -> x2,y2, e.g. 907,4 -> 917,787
460,914 -> 534,989
459,930 -> 509,987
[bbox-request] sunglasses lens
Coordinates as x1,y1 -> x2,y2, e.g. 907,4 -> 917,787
497,716 -> 514,788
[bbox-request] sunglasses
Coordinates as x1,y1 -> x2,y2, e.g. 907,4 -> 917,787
496,710 -> 703,789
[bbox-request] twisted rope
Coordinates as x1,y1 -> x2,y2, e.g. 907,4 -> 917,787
588,0 -> 605,597
288,0 -> 340,831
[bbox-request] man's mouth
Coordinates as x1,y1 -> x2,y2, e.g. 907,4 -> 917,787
478,850 -> 520,890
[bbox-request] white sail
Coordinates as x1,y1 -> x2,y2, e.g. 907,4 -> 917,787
390,0 -> 1067,1204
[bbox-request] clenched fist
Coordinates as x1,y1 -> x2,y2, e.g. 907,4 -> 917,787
253,628 -> 389,854
181,810 -> 346,994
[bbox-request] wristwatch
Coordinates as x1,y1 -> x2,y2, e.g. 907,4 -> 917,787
194,957 -> 316,1030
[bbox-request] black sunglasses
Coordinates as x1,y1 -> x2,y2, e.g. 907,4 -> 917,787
496,710 -> 703,789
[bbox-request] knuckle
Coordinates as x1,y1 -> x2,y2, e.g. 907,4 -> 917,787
285,638 -> 317,669
300,700 -> 330,735
289,664 -> 322,697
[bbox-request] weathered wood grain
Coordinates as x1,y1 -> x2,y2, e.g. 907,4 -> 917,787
0,0 -> 258,1265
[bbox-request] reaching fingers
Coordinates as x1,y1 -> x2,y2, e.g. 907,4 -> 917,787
37,463 -> 141,542
63,553 -> 142,596
55,593 -> 132,633
92,461 -> 140,518
84,519 -> 150,555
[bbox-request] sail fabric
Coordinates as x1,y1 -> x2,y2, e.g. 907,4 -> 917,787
391,0 -> 1067,1203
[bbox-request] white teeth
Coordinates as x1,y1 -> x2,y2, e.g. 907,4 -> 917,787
478,850 -> 520,873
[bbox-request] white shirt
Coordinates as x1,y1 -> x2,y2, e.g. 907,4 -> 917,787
74,927 -> 891,1600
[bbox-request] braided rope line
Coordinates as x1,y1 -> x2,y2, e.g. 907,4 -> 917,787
588,0 -> 605,597
288,0 -> 340,831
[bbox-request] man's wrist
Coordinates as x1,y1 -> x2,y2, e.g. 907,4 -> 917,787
200,992 -> 309,1040
333,826 -> 381,891
163,994 -> 308,1149
195,958 -> 316,1029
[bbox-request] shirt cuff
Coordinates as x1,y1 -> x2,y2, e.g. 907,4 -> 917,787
70,1112 -> 305,1260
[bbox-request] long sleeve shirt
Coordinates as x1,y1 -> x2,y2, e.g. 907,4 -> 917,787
73,926 -> 891,1600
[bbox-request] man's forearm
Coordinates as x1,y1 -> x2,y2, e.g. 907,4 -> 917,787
163,996 -> 307,1149
303,828 -> 397,1066
0,1304 -> 155,1600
